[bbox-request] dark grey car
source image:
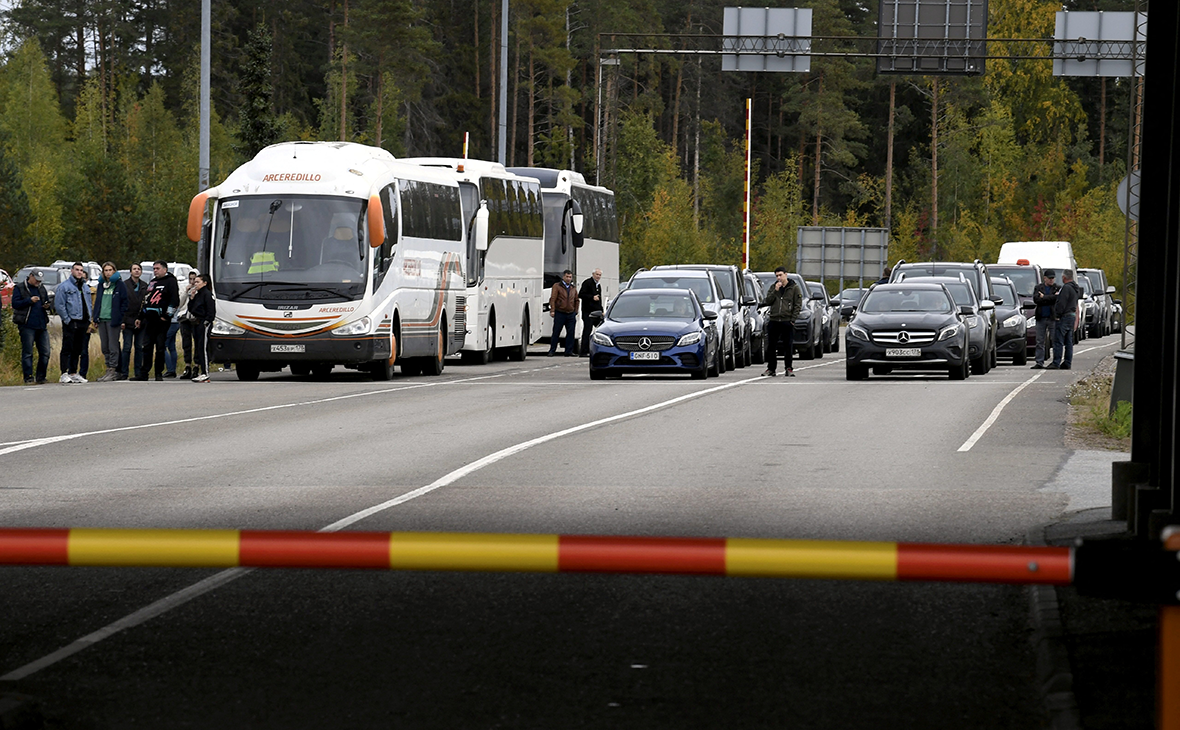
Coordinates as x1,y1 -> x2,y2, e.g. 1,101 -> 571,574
753,271 -> 824,360
845,283 -> 971,380
897,275 -> 996,375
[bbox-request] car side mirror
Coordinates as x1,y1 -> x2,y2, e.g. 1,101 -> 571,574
979,300 -> 995,311
588,311 -> 604,323
1113,298 -> 1122,305
1021,301 -> 1036,310
720,298 -> 735,310
989,296 -> 1003,304
811,294 -> 825,301
703,310 -> 718,320
741,296 -> 757,307
1106,286 -> 1116,294
959,305 -> 975,316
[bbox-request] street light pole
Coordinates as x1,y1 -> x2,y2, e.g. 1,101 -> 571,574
498,0 -> 508,164
199,0 -> 210,191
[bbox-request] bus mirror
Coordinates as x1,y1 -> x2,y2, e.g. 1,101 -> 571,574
368,195 -> 385,248
474,202 -> 490,251
566,198 -> 585,249
187,191 -> 212,242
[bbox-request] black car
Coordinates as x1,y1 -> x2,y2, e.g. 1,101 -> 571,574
753,271 -> 825,360
838,288 -> 867,320
587,288 -> 720,380
807,281 -> 841,353
990,276 -> 1031,365
845,283 -> 971,380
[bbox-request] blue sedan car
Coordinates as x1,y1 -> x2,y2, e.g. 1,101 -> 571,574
588,289 -> 720,380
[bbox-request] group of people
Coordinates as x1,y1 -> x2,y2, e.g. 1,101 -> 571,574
9,261 -> 216,385
547,268 -> 604,357
1030,268 -> 1084,370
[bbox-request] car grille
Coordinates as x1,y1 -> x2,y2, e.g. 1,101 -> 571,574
614,335 -> 676,352
870,330 -> 937,345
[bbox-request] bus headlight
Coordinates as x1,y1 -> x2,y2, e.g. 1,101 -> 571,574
591,331 -> 613,347
211,319 -> 245,336
333,317 -> 372,336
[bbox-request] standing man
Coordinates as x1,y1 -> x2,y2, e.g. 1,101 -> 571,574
187,273 -> 216,382
54,262 -> 92,383
135,261 -> 179,381
578,268 -> 603,358
92,262 -> 127,381
761,266 -> 802,377
120,262 -> 149,381
1050,269 -> 1082,370
547,269 -> 579,357
164,270 -> 196,378
1030,269 -> 1059,369
11,269 -> 51,384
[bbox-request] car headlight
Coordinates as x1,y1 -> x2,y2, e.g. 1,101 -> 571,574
1026,315 -> 1036,326
1003,314 -> 1024,328
964,315 -> 980,329
211,319 -> 245,336
938,323 -> 962,341
677,331 -> 702,346
332,316 -> 372,336
591,330 -> 613,347
848,325 -> 869,341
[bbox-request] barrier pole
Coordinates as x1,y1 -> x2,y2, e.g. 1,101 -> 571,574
1162,528 -> 1180,730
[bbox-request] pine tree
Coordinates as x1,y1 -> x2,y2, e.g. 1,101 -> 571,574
237,22 -> 280,159
0,133 -> 36,272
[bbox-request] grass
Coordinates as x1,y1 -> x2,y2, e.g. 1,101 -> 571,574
0,309 -> 110,386
1068,371 -> 1133,443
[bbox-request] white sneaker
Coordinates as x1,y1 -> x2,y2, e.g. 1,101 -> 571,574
71,373 -> 87,383
60,373 -> 73,384
192,373 -> 210,383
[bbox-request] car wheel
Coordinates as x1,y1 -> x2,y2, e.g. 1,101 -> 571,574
799,333 -> 814,360
718,343 -> 728,374
949,358 -> 968,380
832,330 -> 840,353
725,340 -> 736,370
691,358 -> 707,379
751,336 -> 763,364
1013,346 -> 1027,366
590,368 -> 606,381
507,312 -> 530,361
421,324 -> 446,376
971,353 -> 986,375
707,346 -> 720,377
463,315 -> 494,365
846,364 -> 868,381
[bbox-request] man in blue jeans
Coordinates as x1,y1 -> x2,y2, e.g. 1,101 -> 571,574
547,269 -> 579,356
11,269 -> 51,384
1050,270 -> 1083,370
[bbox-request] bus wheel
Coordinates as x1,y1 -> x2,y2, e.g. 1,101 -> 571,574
369,357 -> 394,381
508,311 -> 529,361
423,324 -> 446,376
463,315 -> 494,365
236,363 -> 260,382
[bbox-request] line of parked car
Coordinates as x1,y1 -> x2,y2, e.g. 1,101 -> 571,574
585,264 -> 845,379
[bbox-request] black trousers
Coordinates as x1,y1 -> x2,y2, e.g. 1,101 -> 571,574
765,320 -> 795,372
142,320 -> 169,377
193,321 -> 211,376
59,319 -> 89,375
580,312 -> 601,355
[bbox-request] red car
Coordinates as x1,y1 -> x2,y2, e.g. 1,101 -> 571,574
0,269 -> 13,308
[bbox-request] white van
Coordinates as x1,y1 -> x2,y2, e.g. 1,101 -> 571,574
997,241 -> 1078,276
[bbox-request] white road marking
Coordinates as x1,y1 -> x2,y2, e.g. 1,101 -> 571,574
957,372 -> 1046,452
1074,340 -> 1122,356
2,371 -> 764,681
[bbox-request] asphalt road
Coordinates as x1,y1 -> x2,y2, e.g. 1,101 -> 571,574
0,332 -> 1127,728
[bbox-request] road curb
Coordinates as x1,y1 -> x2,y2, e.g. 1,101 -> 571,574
1025,527 -> 1082,730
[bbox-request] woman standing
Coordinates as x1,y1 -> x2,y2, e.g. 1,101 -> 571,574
187,273 -> 216,382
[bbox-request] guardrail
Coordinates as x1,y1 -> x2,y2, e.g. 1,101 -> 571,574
2,527 -> 1178,727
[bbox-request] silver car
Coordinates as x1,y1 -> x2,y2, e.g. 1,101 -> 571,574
629,269 -> 736,373
651,264 -> 753,369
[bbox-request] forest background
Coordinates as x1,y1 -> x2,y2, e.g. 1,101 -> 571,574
0,0 -> 1139,297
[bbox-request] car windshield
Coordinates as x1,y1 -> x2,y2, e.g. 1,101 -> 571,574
994,283 -> 1018,306
610,292 -> 697,320
840,288 -> 866,301
941,283 -> 974,307
808,284 -> 826,299
1081,272 -> 1103,293
861,288 -> 953,313
212,195 -> 369,302
1078,277 -> 1092,295
631,276 -> 715,303
755,272 -> 776,291
990,267 -> 1037,296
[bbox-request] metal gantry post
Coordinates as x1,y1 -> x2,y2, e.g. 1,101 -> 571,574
199,0 -> 210,191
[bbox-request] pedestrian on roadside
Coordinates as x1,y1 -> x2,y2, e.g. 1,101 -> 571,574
547,269 -> 579,356
92,262 -> 127,382
578,268 -> 603,358
120,263 -> 149,381
134,261 -> 179,381
187,273 -> 216,383
11,269 -> 51,384
1030,269 -> 1059,369
164,270 -> 196,378
1050,269 -> 1082,371
761,266 -> 802,377
54,262 -> 93,383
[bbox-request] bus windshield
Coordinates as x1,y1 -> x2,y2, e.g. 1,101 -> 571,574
213,196 -> 368,302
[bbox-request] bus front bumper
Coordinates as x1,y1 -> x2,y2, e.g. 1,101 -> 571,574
211,333 -> 390,366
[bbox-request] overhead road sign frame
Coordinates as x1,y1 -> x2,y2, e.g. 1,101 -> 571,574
722,7 -> 812,73
1053,11 -> 1147,78
877,0 -> 988,75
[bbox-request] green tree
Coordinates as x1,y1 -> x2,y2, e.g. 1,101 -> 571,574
0,133 -> 36,271
237,22 -> 280,159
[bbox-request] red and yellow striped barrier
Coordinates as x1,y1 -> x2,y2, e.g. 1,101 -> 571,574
0,528 -> 1073,584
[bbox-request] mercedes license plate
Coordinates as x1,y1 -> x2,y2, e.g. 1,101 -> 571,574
885,348 -> 921,358
271,344 -> 305,353
629,351 -> 660,361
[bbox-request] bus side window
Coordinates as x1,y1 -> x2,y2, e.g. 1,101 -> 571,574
373,184 -> 398,287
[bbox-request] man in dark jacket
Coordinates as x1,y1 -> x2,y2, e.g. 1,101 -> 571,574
577,268 -> 603,358
1030,270 -> 1059,369
92,262 -> 128,381
547,269 -> 579,356
120,263 -> 150,381
134,261 -> 179,381
761,266 -> 803,377
11,269 -> 51,384
1050,269 -> 1083,370
187,273 -> 216,382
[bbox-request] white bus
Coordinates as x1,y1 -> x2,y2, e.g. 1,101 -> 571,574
506,168 -> 620,341
403,158 -> 544,363
186,141 -> 466,381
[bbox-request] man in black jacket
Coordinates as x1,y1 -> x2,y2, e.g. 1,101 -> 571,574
11,269 -> 51,384
761,267 -> 803,377
1030,270 -> 1059,369
1050,269 -> 1083,370
120,263 -> 150,381
577,268 -> 603,357
134,261 -> 179,381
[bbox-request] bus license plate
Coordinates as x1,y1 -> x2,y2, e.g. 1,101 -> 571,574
271,344 -> 306,353
630,351 -> 660,361
885,348 -> 921,358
